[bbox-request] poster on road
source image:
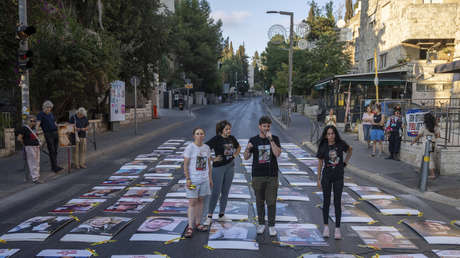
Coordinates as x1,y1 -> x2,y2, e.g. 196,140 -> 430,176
208,222 -> 259,250
61,216 -> 133,243
213,201 -> 249,221
110,80 -> 126,122
136,177 -> 172,187
80,186 -> 125,199
371,254 -> 428,258
36,249 -> 93,257
228,185 -> 251,199
301,254 -> 355,258
104,198 -> 153,214
102,176 -> 139,186
1,216 -> 73,241
0,249 -> 20,257
130,216 -> 187,242
253,202 -> 298,222
232,173 -> 248,184
284,175 -> 316,187
155,199 -> 189,215
349,186 -> 397,200
275,223 -> 327,246
329,204 -> 373,223
50,199 -> 106,214
122,187 -> 160,199
279,167 -> 309,175
404,219 -> 460,245
433,250 -> 460,257
277,187 -> 310,201
351,226 -> 417,249
315,191 -> 356,205
366,199 -> 421,216
165,184 -> 187,198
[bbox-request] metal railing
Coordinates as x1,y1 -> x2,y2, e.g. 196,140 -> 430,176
0,112 -> 13,148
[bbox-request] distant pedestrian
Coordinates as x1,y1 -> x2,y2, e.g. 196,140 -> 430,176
325,109 -> 337,127
316,125 -> 352,240
37,100 -> 63,173
69,107 -> 89,169
204,120 -> 241,225
411,113 -> 440,179
244,116 -> 281,237
362,106 -> 374,148
370,104 -> 385,157
17,115 -> 42,184
385,107 -> 403,160
183,127 -> 213,238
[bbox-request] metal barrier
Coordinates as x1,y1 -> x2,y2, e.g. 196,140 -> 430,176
310,119 -> 323,143
0,112 -> 12,148
280,106 -> 291,127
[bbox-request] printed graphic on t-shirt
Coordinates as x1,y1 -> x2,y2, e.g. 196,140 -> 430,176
327,148 -> 340,168
258,145 -> 270,164
196,156 -> 207,171
223,143 -> 234,160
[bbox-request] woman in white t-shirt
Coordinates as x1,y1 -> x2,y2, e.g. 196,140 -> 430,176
362,106 -> 374,148
183,127 -> 213,238
325,109 -> 337,127
411,113 -> 440,179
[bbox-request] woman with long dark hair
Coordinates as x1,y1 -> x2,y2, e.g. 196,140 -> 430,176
316,125 -> 352,239
370,104 -> 385,157
411,113 -> 440,179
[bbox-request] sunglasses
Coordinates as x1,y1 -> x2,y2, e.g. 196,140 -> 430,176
30,120 -> 36,122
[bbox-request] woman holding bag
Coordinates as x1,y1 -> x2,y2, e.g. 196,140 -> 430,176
69,107 -> 89,169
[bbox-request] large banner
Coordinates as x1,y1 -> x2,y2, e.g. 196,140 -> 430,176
406,109 -> 428,137
110,80 -> 126,122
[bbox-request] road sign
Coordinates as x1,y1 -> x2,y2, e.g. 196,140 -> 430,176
374,77 -> 379,86
130,76 -> 140,87
185,83 -> 193,89
270,86 -> 275,94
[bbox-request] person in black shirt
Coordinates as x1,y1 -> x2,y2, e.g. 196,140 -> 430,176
204,120 -> 241,225
244,116 -> 281,237
17,115 -> 42,183
370,104 -> 385,157
385,107 -> 403,160
316,125 -> 352,240
69,107 -> 90,169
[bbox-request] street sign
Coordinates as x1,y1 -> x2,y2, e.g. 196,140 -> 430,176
374,77 -> 379,86
270,86 -> 275,94
185,83 -> 193,89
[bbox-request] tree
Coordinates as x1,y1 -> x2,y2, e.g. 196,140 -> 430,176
345,0 -> 354,22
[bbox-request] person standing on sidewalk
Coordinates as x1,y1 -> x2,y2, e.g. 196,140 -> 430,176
244,116 -> 281,237
362,106 -> 374,148
325,109 -> 337,127
37,100 -> 63,173
411,113 -> 440,179
183,128 -> 213,238
316,125 -> 352,240
385,107 -> 403,160
17,115 -> 42,184
370,104 -> 385,157
204,120 -> 241,225
69,107 -> 89,169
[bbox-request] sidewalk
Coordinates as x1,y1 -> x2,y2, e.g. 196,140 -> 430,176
0,108 -> 195,198
264,102 -> 460,207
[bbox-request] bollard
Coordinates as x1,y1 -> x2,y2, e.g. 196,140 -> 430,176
419,135 -> 432,192
153,104 -> 159,119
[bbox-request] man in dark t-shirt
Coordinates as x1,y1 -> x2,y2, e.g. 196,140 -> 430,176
17,115 -> 41,183
37,100 -> 63,173
244,116 -> 281,237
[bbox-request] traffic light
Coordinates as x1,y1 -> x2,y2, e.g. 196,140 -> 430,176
16,25 -> 36,40
18,49 -> 33,71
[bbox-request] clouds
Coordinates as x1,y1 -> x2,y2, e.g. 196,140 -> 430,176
211,10 -> 251,27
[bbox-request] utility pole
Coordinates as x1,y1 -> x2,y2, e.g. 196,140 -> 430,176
19,0 -> 30,125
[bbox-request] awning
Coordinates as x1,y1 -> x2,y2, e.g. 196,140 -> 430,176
435,60 -> 460,73
314,70 -> 407,90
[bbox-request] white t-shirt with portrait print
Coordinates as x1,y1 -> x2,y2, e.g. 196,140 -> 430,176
184,142 -> 211,184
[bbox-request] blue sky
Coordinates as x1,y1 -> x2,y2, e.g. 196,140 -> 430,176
208,0 -> 344,59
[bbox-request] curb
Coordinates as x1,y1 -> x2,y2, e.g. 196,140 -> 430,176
263,102 -> 287,130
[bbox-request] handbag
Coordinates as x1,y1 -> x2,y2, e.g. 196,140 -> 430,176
70,115 -> 80,145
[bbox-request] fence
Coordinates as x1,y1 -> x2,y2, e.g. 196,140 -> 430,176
0,112 -> 13,148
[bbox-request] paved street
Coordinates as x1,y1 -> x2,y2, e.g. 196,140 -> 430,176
1,98 -> 459,257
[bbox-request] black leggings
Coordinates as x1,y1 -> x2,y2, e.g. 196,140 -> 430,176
321,174 -> 344,227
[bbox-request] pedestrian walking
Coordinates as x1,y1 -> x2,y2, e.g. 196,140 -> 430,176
17,115 -> 42,184
325,108 -> 337,127
385,107 -> 403,160
183,128 -> 213,238
316,125 -> 352,240
370,104 -> 385,157
69,107 -> 89,169
37,100 -> 63,173
362,106 -> 374,148
244,116 -> 281,237
204,120 -> 241,225
411,113 -> 440,179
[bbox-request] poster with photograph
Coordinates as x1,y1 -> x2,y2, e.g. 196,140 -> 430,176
163,155 -> 184,161
157,146 -> 176,150
102,176 -> 139,186
0,249 -> 20,258
122,187 -> 160,199
110,80 -> 125,122
404,219 -> 460,245
343,177 -> 358,187
166,139 -> 185,143
50,199 -> 106,214
284,175 -> 316,187
301,254 -> 355,258
372,255 -> 428,258
406,109 -> 428,137
137,177 -> 172,187
329,205 -> 373,223
135,153 -> 160,162
433,250 -> 460,258
156,160 -> 182,169
366,199 -> 421,216
120,164 -> 147,170
80,186 -> 125,199
349,186 -> 397,200
36,249 -> 93,258
130,216 -> 187,242
208,222 -> 258,250
253,202 -> 298,222
276,223 -> 327,246
1,216 -> 73,241
314,191 -> 356,205
145,167 -> 175,177
152,149 -> 174,155
232,173 -> 248,184
104,198 -> 153,213
61,216 -> 133,243
113,168 -> 143,176
58,124 -> 75,147
212,201 -> 249,221
155,199 -> 189,215
279,167 -> 309,175
277,187 -> 309,201
229,185 -> 251,199
351,226 -> 417,249
278,162 -> 297,167
166,184 -> 186,198
299,159 -> 318,167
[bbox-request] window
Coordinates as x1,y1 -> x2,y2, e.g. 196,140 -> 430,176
419,49 -> 427,60
367,58 -> 374,72
379,53 -> 387,69
424,0 -> 442,3
416,84 -> 442,92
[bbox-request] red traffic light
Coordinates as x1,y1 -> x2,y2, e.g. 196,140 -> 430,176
18,50 -> 33,71
16,25 -> 36,40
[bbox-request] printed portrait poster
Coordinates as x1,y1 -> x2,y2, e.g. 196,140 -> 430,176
166,184 -> 187,198
163,155 -> 184,161
102,176 -> 138,186
277,187 -> 310,201
50,199 -> 106,214
433,250 -> 460,258
57,124 -> 75,147
329,205 -> 373,223
195,155 -> 208,171
301,254 -> 355,258
284,175 -> 316,187
1,216 -> 73,241
275,223 -> 327,246
110,80 -> 126,122
406,109 -> 428,137
137,177 -> 172,187
315,191 -> 356,205
61,216 -> 133,242
157,145 -> 176,150
349,186 -> 397,200
213,201 -> 249,221
155,199 -> 189,215
208,222 -> 258,250
404,219 -> 460,245
279,167 -> 309,175
351,226 -> 417,249
372,255 -> 428,258
152,149 -> 174,155
232,173 -> 248,184
104,198 -> 154,214
130,216 -> 187,242
253,202 -> 298,222
155,160 -> 182,169
145,167 -> 175,177
36,249 -> 92,258
80,186 -> 125,199
0,249 -> 20,258
122,187 -> 160,199
299,159 -> 318,167
113,168 -> 143,176
223,143 -> 234,160
366,199 -> 421,216
229,185 -> 251,199
258,144 -> 271,164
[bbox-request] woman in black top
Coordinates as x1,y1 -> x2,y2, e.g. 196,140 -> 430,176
204,120 -> 241,225
370,105 -> 385,157
316,125 -> 352,240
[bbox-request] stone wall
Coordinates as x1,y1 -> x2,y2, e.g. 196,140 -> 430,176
121,100 -> 153,125
0,128 -> 15,157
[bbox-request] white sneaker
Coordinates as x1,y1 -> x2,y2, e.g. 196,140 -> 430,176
334,228 -> 342,239
256,225 -> 265,234
203,217 -> 212,226
217,215 -> 231,221
269,226 -> 277,236
322,225 -> 329,238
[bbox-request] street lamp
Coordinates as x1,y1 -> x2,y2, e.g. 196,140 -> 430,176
267,10 -> 294,126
